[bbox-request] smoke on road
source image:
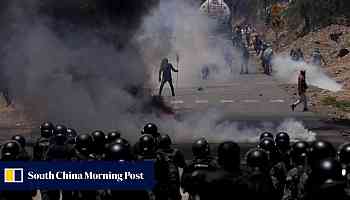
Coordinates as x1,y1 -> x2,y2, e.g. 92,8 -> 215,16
0,0 -> 316,144
138,0 -> 245,89
156,110 -> 316,143
272,56 -> 343,92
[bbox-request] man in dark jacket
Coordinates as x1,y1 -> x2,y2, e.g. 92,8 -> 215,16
158,58 -> 178,97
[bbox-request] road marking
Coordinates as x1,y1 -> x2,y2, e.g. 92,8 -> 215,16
270,99 -> 285,103
242,100 -> 259,103
171,100 -> 184,104
220,100 -> 234,103
195,100 -> 209,104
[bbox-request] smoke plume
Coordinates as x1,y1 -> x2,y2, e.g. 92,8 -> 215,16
272,56 -> 343,92
0,0 -> 316,144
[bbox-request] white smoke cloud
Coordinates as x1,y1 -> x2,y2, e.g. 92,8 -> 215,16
272,56 -> 342,92
137,0 -> 245,89
152,109 -> 316,144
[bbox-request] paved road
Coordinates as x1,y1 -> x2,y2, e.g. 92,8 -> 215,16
155,73 -> 321,122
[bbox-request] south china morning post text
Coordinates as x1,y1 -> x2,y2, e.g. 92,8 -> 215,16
27,171 -> 144,182
0,161 -> 156,190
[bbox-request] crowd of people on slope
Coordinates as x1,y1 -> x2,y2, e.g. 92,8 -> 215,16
232,24 -> 274,75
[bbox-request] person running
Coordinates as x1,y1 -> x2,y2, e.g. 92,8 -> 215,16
291,70 -> 308,112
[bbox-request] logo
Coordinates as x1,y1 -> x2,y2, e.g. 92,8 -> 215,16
4,168 -> 23,183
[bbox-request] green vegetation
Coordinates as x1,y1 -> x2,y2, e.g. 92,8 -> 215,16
322,96 -> 350,111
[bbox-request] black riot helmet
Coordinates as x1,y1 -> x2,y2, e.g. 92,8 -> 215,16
114,137 -> 131,149
158,134 -> 172,149
54,124 -> 67,135
139,134 -> 155,154
275,132 -> 290,151
75,133 -> 93,153
105,143 -> 130,161
11,135 -> 26,148
91,130 -> 106,145
67,128 -> 77,138
246,148 -> 269,169
291,141 -> 309,165
1,141 -> 21,161
309,140 -> 336,164
142,123 -> 160,138
259,132 -> 274,141
311,158 -> 343,183
53,124 -> 67,145
259,138 -> 276,152
106,131 -> 121,144
40,121 -> 54,138
218,141 -> 240,169
338,143 -> 350,165
192,138 -> 210,158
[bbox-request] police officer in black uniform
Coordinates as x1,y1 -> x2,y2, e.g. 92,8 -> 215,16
34,121 -> 54,160
199,141 -> 250,200
42,124 -> 75,200
181,138 -> 219,199
134,123 -> 161,155
91,130 -> 106,159
71,133 -> 99,200
11,134 -> 31,161
66,128 -> 77,145
306,158 -> 347,200
0,141 -> 37,199
107,143 -> 149,200
154,134 -> 185,200
245,148 -> 278,200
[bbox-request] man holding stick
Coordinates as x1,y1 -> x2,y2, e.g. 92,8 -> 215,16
159,58 -> 179,97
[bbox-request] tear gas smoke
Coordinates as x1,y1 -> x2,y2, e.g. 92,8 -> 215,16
156,110 -> 316,143
0,0 -> 314,144
272,56 -> 342,92
137,0 -> 248,89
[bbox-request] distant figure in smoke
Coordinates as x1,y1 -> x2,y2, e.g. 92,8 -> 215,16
201,65 -> 210,80
291,70 -> 308,112
311,48 -> 327,66
254,35 -> 263,55
159,58 -> 178,97
262,43 -> 273,75
296,48 -> 304,61
0,74 -> 11,107
241,46 -> 250,74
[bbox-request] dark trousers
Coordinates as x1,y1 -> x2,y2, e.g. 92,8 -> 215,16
159,80 -> 175,97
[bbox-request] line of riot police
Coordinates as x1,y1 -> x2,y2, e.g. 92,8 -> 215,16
1,122 -> 350,200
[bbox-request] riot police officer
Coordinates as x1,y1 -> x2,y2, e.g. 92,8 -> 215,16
108,143 -> 150,200
34,121 -> 54,160
245,148 -> 278,200
275,132 -> 292,169
181,138 -> 219,199
73,133 -> 96,161
0,141 -> 37,199
154,134 -> 185,200
11,134 -> 31,161
71,134 -> 99,200
91,130 -> 106,159
134,123 -> 161,155
135,134 -> 157,161
197,141 -> 250,200
42,125 -> 75,200
66,128 -> 77,145
306,158 -> 347,200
